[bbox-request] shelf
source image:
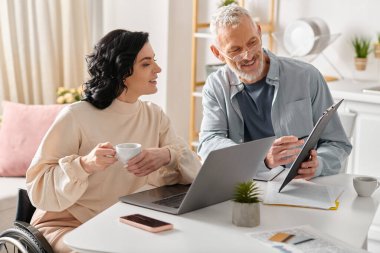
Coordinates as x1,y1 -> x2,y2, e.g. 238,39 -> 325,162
192,91 -> 202,98
196,23 -> 210,29
191,140 -> 199,148
195,81 -> 205,87
193,22 -> 274,40
260,23 -> 275,33
194,33 -> 214,39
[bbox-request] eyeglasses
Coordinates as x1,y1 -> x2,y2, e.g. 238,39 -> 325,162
218,41 -> 261,62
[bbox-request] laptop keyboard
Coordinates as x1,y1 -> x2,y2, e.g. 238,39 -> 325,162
152,193 -> 186,208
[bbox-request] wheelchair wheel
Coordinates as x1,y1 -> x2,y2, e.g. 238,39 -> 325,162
0,226 -> 46,253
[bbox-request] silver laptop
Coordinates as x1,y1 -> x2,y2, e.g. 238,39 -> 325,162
119,136 -> 274,215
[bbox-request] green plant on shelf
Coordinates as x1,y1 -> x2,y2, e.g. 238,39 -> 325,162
233,180 -> 261,204
219,0 -> 238,7
351,37 -> 372,58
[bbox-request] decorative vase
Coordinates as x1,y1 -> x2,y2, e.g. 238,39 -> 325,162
354,57 -> 367,71
232,202 -> 260,227
375,44 -> 380,59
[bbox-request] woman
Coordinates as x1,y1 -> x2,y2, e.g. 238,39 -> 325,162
26,29 -> 201,252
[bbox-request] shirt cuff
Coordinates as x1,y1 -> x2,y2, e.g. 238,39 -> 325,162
313,157 -> 323,178
165,147 -> 177,170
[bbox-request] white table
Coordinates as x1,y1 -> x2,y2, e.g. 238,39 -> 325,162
64,174 -> 380,253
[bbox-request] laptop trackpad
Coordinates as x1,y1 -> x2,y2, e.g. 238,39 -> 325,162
126,184 -> 190,203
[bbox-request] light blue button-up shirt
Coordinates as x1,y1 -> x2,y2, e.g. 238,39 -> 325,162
197,50 -> 352,177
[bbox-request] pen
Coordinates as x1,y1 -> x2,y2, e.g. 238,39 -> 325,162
298,135 -> 308,140
293,238 -> 315,245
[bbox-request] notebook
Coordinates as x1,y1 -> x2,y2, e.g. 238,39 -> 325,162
264,178 -> 344,210
119,136 -> 275,215
278,99 -> 344,193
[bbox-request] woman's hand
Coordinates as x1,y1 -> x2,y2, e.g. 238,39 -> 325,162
80,142 -> 117,173
295,149 -> 319,180
126,148 -> 171,177
264,136 -> 304,169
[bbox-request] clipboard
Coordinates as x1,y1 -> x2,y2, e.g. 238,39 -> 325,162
278,99 -> 344,193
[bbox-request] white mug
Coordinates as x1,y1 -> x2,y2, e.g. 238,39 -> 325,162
115,143 -> 142,164
353,176 -> 380,197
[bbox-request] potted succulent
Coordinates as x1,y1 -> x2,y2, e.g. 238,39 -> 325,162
374,33 -> 380,59
351,37 -> 371,71
232,180 -> 261,227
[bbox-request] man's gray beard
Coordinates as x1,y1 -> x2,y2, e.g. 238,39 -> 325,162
231,54 -> 264,84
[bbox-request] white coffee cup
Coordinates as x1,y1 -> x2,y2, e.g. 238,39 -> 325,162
115,143 -> 142,164
353,176 -> 380,197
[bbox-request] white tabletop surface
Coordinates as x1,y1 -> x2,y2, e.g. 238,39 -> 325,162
64,173 -> 380,253
327,79 -> 380,104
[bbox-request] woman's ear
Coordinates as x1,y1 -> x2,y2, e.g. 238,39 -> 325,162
122,78 -> 129,91
210,45 -> 225,62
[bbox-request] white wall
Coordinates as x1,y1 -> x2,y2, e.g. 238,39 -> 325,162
101,0 -> 192,140
275,0 -> 380,81
102,0 -> 170,110
165,0 -> 193,139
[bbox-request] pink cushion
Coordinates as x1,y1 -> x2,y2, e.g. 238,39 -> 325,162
0,101 -> 65,176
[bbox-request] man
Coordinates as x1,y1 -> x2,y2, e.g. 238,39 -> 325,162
197,5 -> 352,179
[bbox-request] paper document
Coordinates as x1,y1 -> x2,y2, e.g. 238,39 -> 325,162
254,166 -> 285,182
264,180 -> 344,210
248,225 -> 367,253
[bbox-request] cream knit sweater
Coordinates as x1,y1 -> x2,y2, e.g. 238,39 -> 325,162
26,99 -> 201,223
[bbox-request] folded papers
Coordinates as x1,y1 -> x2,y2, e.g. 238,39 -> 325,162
263,179 -> 344,210
248,225 -> 367,253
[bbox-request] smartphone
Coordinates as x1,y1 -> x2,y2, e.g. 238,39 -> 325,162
119,214 -> 173,233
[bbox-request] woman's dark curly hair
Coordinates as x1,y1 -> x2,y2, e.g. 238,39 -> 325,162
83,29 -> 149,109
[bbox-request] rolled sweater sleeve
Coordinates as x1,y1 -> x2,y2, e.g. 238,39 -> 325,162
26,107 -> 90,212
147,109 -> 201,186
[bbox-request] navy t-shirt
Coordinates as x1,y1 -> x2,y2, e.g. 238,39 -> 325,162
236,77 -> 275,142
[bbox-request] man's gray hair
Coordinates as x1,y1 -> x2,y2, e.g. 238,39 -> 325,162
210,4 -> 254,37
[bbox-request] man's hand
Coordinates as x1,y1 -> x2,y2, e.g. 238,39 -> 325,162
126,148 -> 171,177
80,142 -> 117,173
264,136 -> 304,169
295,149 -> 319,180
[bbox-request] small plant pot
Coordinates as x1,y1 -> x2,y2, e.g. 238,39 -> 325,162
375,44 -> 380,59
232,202 -> 260,227
354,57 -> 367,71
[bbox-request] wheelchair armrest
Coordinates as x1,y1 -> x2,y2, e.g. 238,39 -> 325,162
16,189 -> 36,223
